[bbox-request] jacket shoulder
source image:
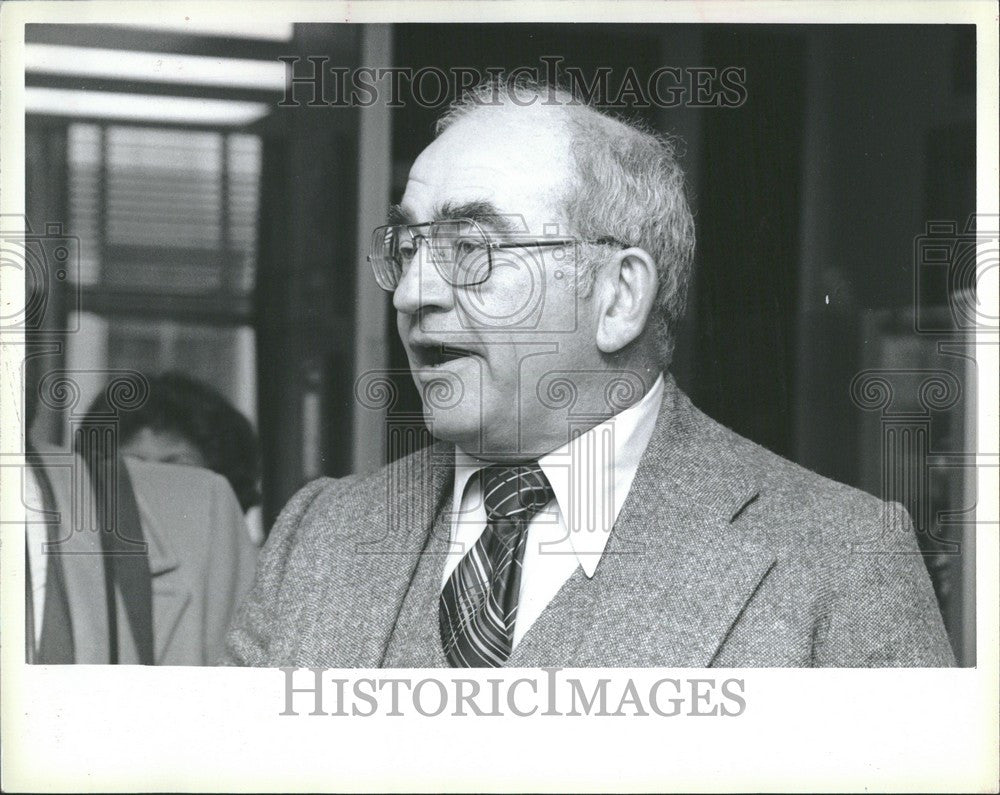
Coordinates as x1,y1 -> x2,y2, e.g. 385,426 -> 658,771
263,441 -> 444,551
689,407 -> 905,547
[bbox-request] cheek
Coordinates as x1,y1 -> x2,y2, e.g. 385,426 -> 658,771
456,288 -> 538,331
457,255 -> 553,330
536,282 -> 593,349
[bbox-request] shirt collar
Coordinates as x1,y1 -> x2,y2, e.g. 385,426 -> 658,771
452,373 -> 665,577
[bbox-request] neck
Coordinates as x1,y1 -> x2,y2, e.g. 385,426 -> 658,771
454,367 -> 663,463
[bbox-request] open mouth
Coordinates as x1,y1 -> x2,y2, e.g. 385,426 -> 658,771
412,342 -> 480,369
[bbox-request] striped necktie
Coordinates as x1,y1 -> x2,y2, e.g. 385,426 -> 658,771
439,463 -> 554,667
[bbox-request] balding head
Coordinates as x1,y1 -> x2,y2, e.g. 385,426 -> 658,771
437,80 -> 696,366
405,97 -> 576,240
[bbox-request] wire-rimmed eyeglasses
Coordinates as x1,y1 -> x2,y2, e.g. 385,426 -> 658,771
367,218 -> 625,292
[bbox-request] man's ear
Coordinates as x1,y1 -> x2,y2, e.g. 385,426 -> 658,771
594,247 -> 658,354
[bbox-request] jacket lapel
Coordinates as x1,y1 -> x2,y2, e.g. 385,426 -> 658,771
509,377 -> 777,667
297,440 -> 453,666
126,469 -> 189,665
38,448 -> 109,664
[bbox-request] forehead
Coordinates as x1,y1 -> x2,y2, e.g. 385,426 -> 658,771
400,109 -> 573,232
123,427 -> 204,460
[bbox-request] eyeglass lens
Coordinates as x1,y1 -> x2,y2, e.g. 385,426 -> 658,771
370,220 -> 492,290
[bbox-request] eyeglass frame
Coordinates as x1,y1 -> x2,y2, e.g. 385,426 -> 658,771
367,217 -> 627,292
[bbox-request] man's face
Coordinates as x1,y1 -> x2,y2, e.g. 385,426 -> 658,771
394,109 -> 602,460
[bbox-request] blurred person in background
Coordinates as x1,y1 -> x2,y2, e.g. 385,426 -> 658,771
24,371 -> 258,666
81,371 -> 263,516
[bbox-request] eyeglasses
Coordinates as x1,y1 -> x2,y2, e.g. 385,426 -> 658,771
367,218 -> 625,292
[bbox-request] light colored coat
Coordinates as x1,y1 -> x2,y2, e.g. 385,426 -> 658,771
223,377 -> 955,667
38,449 -> 258,665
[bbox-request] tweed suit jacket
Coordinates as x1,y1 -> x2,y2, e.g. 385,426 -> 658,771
223,376 -> 955,667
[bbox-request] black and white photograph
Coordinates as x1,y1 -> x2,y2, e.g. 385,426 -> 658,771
1,1 -> 997,792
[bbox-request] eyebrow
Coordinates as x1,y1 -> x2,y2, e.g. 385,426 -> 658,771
436,200 -> 517,233
387,200 -> 518,233
387,203 -> 415,225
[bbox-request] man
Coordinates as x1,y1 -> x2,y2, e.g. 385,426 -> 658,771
25,386 -> 258,665
224,80 -> 954,667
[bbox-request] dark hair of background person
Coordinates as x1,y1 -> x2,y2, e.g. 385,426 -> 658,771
78,372 -> 262,512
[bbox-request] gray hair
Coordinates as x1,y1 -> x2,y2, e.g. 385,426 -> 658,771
435,79 -> 696,367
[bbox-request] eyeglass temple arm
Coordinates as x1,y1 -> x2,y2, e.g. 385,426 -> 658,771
490,235 -> 627,251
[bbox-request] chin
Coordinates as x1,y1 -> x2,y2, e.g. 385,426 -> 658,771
426,411 -> 537,463
421,402 -> 483,448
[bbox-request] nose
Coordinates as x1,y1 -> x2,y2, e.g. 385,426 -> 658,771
392,237 -> 454,316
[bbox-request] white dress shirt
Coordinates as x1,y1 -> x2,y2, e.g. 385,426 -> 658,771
442,373 -> 664,648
